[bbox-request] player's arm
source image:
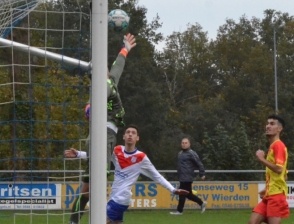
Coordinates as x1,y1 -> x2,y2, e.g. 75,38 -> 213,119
64,148 -> 88,159
140,157 -> 188,195
191,151 -> 205,180
109,33 -> 136,85
256,149 -> 283,174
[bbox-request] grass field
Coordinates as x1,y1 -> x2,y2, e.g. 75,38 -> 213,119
1,209 -> 294,224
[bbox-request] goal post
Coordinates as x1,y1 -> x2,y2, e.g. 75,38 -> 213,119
0,0 -> 107,223
90,0 -> 108,223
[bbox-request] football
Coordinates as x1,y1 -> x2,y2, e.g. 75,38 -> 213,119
108,9 -> 129,31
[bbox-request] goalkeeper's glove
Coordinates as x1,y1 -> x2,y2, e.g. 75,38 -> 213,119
120,33 -> 136,57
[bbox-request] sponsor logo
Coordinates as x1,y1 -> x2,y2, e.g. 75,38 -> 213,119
0,184 -> 56,197
0,184 -> 61,210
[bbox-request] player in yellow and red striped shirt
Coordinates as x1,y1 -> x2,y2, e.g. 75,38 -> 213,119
248,114 -> 289,224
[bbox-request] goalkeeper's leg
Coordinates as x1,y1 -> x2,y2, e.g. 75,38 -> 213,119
70,180 -> 89,224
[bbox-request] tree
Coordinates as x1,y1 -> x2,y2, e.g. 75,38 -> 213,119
156,10 -> 294,175
2,2 -> 294,181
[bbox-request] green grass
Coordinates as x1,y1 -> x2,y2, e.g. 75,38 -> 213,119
124,210 -> 294,224
1,209 -> 294,224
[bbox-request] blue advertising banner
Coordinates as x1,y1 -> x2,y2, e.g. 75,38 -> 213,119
0,183 -> 61,210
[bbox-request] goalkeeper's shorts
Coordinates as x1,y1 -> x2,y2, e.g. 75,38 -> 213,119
82,160 -> 89,183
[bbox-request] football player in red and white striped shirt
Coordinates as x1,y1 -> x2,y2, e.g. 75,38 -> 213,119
107,124 -> 188,224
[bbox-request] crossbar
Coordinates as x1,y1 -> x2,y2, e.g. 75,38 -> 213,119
0,37 -> 91,71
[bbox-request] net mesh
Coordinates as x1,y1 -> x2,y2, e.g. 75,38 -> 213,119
0,0 -> 40,38
0,0 -> 91,223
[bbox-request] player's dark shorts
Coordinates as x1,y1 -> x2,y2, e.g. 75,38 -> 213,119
107,128 -> 117,169
82,158 -> 90,183
82,127 -> 117,183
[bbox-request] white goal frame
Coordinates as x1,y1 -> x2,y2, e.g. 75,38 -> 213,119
0,0 -> 108,223
90,0 -> 108,223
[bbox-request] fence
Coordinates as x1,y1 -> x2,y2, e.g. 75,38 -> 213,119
0,169 -> 293,181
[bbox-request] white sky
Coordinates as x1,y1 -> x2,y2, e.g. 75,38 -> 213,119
138,0 -> 294,48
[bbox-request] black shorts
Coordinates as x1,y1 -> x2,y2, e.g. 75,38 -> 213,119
82,159 -> 90,183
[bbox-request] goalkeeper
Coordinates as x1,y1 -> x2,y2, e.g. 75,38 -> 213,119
64,33 -> 136,224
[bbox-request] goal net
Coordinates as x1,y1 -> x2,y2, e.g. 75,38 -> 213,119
0,0 -> 92,223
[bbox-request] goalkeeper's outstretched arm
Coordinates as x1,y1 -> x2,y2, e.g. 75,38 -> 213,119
64,148 -> 88,159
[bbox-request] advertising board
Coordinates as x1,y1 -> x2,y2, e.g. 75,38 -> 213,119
62,182 -> 258,209
0,183 -> 61,210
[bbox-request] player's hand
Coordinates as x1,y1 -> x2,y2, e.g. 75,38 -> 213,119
258,189 -> 266,199
123,33 -> 136,52
255,149 -> 265,161
200,175 -> 206,181
64,148 -> 78,158
173,189 -> 189,196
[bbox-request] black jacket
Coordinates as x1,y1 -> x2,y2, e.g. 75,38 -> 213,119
177,149 -> 205,182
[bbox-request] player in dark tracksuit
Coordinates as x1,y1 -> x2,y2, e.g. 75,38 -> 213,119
64,33 -> 136,224
170,136 -> 207,215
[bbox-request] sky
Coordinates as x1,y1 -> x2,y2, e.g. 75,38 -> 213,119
138,0 -> 294,49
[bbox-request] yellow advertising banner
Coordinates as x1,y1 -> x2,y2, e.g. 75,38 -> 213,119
61,182 -> 258,210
